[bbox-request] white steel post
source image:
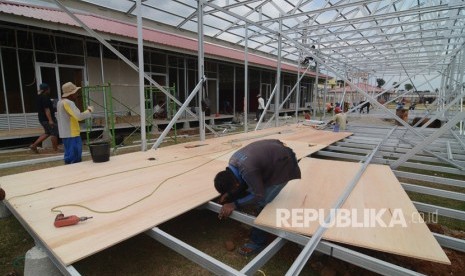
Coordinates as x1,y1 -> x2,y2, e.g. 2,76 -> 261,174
244,24 -> 249,132
295,53 -> 301,122
313,44 -> 319,118
198,0 -> 206,141
136,0 -> 146,151
275,19 -> 282,127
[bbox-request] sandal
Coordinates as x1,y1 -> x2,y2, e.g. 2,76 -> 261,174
238,243 -> 264,257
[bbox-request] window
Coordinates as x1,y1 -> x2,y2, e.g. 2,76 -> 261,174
33,33 -> 54,52
55,36 -> 84,55
0,28 -> 16,47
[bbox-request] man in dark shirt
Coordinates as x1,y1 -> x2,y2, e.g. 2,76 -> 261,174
214,139 -> 301,256
30,83 -> 59,153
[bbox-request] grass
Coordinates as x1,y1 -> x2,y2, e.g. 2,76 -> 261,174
406,191 -> 465,231
0,216 -> 34,275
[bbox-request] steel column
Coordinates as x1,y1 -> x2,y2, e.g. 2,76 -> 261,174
136,0 -> 146,150
244,23 -> 249,132
198,0 -> 206,141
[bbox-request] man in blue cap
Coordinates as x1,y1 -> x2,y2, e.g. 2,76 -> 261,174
30,83 -> 60,153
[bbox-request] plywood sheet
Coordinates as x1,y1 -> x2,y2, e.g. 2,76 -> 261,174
255,158 -> 450,264
2,125 -> 351,265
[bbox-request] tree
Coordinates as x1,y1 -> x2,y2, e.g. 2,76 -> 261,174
376,78 -> 385,88
404,83 -> 413,91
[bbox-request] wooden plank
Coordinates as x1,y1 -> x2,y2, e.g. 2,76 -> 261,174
2,125 -> 351,265
255,158 -> 450,264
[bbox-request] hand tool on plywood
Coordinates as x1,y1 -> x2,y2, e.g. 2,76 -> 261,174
54,213 -> 93,228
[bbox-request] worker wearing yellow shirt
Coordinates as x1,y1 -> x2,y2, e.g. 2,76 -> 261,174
56,82 -> 93,164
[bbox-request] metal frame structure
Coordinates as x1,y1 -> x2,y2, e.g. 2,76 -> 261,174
2,0 -> 465,275
4,121 -> 465,275
24,0 -> 461,128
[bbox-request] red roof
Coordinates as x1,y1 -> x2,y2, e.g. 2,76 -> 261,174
329,83 -> 384,93
0,1 -> 319,77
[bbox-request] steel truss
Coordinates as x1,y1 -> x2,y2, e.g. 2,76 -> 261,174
42,0 -> 465,142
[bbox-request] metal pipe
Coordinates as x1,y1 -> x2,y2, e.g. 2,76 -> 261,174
198,0 -> 206,141
136,0 -> 146,150
391,111 -> 465,169
254,84 -> 277,130
264,63 -> 313,126
244,23 -> 249,133
286,126 -> 397,276
151,78 -> 204,150
275,20 -> 282,127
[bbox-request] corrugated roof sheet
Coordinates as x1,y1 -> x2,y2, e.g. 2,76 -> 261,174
0,1 -> 318,77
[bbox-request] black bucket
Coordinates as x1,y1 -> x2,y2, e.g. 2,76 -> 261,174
89,142 -> 110,163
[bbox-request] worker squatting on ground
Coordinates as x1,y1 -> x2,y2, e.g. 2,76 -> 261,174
328,107 -> 347,132
214,139 -> 301,256
30,83 -> 60,153
57,82 -> 93,164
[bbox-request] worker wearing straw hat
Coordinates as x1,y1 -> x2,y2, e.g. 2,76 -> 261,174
56,82 -> 93,164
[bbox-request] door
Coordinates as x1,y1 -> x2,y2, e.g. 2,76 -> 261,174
149,74 -> 168,117
260,83 -> 271,109
59,67 -> 84,110
37,67 -> 59,102
36,63 -> 85,109
282,85 -> 291,109
300,85 -> 309,108
149,73 -> 167,101
206,79 -> 217,115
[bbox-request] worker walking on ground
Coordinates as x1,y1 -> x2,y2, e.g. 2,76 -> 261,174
30,83 -> 60,153
255,94 -> 265,121
57,82 -> 93,164
214,139 -> 301,256
328,106 -> 347,132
